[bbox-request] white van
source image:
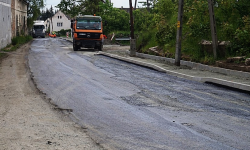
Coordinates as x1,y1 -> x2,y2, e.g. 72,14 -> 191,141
32,20 -> 45,38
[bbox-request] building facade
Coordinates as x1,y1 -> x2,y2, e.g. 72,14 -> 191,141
11,0 -> 28,37
46,11 -> 71,33
0,0 -> 12,49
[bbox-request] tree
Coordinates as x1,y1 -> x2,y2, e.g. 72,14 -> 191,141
98,0 -> 129,34
138,0 -> 157,11
40,8 -> 54,21
49,5 -> 54,16
27,0 -> 45,29
56,0 -> 79,17
56,0 -> 105,17
78,0 -> 104,15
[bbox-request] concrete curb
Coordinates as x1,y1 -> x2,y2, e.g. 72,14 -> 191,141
61,37 -> 250,92
136,53 -> 250,79
98,52 -> 250,92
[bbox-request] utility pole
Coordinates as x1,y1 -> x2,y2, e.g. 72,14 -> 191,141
50,16 -> 53,34
129,0 -> 136,57
208,0 -> 218,59
147,0 -> 150,12
134,0 -> 137,10
175,0 -> 184,66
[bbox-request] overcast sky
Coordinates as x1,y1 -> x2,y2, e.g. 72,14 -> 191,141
44,0 -> 143,10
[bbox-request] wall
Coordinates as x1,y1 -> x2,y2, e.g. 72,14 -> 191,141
12,0 -> 28,37
0,0 -> 12,49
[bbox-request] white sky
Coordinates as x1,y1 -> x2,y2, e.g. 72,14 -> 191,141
44,0 -> 143,10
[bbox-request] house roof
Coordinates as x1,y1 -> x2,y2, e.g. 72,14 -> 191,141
45,10 -> 71,21
52,10 -> 71,20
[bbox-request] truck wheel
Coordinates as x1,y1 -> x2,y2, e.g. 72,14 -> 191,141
98,45 -> 103,51
73,39 -> 79,51
73,44 -> 79,51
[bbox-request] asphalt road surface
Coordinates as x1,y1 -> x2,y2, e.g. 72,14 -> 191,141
29,38 -> 250,150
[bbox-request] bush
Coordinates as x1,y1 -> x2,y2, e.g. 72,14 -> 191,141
57,29 -> 71,37
4,35 -> 33,52
98,1 -> 130,35
12,35 -> 32,46
155,23 -> 176,47
136,28 -> 157,52
99,0 -> 250,64
11,37 -> 18,45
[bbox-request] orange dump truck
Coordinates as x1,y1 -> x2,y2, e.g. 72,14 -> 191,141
71,15 -> 104,51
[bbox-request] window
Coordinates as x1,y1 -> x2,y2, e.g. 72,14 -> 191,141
60,16 -> 62,19
57,22 -> 63,27
34,25 -> 45,29
76,19 -> 101,30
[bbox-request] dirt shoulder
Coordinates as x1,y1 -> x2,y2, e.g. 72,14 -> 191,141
0,41 -> 103,149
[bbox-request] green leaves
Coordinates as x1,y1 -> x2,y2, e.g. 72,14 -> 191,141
27,0 -> 45,28
97,1 -> 129,34
56,0 -> 79,17
54,0 -> 249,59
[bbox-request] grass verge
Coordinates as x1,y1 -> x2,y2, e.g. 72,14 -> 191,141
0,35 -> 33,63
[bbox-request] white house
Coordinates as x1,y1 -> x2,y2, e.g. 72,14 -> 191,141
45,10 -> 71,33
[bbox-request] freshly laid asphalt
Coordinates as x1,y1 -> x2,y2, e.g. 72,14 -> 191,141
29,37 -> 250,149
62,37 -> 250,92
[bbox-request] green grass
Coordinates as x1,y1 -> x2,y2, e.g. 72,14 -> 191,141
136,29 -> 157,52
2,35 -> 32,52
0,35 -> 33,64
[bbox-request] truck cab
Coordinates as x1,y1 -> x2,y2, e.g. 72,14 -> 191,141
71,15 -> 104,51
32,20 -> 45,38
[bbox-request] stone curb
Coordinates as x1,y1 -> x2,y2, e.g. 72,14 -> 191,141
98,52 -> 250,92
